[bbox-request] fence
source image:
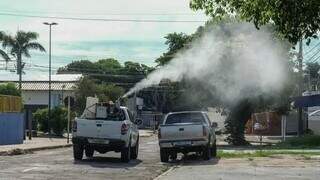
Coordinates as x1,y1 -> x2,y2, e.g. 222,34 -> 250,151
0,95 -> 22,113
0,95 -> 24,145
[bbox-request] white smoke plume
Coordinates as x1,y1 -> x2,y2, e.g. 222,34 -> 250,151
123,23 -> 288,103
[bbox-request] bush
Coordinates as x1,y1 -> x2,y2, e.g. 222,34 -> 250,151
33,106 -> 73,136
0,83 -> 21,96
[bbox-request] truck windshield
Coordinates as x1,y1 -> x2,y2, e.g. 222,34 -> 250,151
165,113 -> 205,124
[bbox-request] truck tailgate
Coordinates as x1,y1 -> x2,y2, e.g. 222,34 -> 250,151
76,118 -> 122,139
160,123 -> 204,141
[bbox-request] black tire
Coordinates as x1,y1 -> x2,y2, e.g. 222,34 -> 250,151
202,144 -> 211,160
131,137 -> 139,160
170,153 -> 177,160
85,148 -> 94,158
211,141 -> 217,158
73,144 -> 84,160
121,142 -> 131,163
160,148 -> 169,162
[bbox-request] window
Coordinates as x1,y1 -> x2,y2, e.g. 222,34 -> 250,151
165,112 -> 205,125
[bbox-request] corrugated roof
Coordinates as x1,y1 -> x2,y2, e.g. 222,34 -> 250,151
21,82 -> 77,91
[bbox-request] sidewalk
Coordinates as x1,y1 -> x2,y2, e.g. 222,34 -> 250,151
0,137 -> 71,156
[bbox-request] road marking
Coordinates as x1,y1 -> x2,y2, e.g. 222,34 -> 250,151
22,167 -> 39,173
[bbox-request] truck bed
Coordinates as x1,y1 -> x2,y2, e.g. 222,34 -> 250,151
159,123 -> 205,142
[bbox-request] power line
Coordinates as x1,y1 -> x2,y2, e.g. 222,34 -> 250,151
0,9 -> 201,16
0,12 -> 206,23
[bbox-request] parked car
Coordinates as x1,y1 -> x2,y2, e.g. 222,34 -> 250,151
72,102 -> 141,162
158,111 -> 217,162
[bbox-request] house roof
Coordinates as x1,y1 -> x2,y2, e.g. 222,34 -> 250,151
0,74 -> 82,91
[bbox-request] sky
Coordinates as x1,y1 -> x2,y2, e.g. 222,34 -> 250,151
0,0 -> 208,80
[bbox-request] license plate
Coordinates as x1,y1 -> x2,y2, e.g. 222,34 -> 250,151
174,141 -> 191,146
88,138 -> 109,144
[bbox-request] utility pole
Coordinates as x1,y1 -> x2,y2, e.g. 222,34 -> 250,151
298,40 -> 304,136
43,22 -> 58,135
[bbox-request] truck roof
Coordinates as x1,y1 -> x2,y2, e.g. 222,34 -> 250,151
167,111 -> 207,115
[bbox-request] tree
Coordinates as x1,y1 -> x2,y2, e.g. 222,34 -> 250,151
97,84 -> 125,102
74,76 -> 98,114
57,60 -> 100,74
1,31 -> 46,90
96,58 -> 122,73
190,0 -> 320,44
0,82 -> 21,96
155,33 -> 192,66
74,76 -> 125,114
0,32 -> 11,70
305,62 -> 320,79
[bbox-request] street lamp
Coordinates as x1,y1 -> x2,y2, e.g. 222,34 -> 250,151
43,22 -> 58,134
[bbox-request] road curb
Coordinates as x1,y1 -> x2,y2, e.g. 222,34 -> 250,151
154,166 -> 176,180
0,144 -> 73,156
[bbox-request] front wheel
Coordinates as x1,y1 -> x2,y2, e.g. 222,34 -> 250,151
131,137 -> 139,160
73,144 -> 84,160
121,142 -> 131,163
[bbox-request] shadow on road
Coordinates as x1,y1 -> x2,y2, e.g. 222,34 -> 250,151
167,153 -> 220,166
74,156 -> 142,168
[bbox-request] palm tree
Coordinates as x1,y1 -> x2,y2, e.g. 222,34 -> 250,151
0,32 -> 10,70
1,31 -> 46,90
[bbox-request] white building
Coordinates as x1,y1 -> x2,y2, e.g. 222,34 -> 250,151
0,74 -> 82,133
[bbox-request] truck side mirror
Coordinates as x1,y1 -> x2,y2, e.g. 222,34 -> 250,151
211,122 -> 218,128
135,118 -> 143,125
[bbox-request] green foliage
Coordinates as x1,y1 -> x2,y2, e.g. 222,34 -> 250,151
0,83 -> 21,96
305,62 -> 320,79
74,76 -> 98,114
58,58 -> 153,75
57,60 -> 100,73
275,135 -> 320,148
97,84 -> 125,102
190,0 -> 320,44
224,99 -> 253,145
33,106 -> 73,136
155,32 -> 192,66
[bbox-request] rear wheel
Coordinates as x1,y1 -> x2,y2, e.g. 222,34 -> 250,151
73,144 -> 84,160
85,148 -> 94,158
170,153 -> 177,160
121,142 -> 131,163
160,148 -> 169,162
131,137 -> 139,160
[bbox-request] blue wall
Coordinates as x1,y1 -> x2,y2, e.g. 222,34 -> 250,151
0,113 -> 24,145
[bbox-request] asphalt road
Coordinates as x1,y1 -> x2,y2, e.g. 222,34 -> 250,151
0,136 -> 167,180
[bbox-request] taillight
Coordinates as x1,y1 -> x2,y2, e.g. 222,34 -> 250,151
158,128 -> 161,139
203,125 -> 207,136
72,121 -> 77,132
121,123 -> 129,135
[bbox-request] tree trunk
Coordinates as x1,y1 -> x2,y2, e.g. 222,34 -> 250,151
17,53 -> 22,91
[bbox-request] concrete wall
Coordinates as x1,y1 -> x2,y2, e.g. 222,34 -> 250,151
0,113 -> 24,145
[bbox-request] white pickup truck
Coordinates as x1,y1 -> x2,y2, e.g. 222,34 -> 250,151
158,111 -> 217,162
72,102 -> 141,162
